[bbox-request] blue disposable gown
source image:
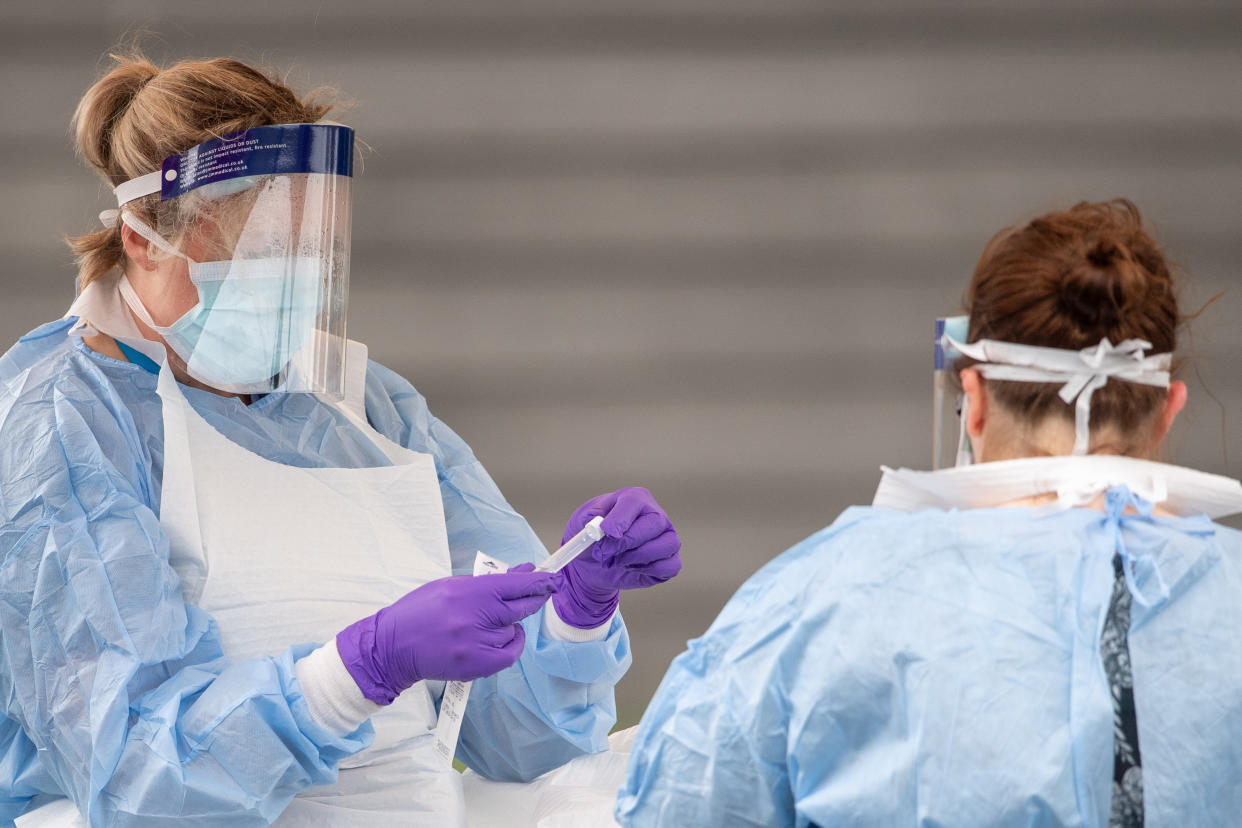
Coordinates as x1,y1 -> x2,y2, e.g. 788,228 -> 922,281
0,319 -> 631,826
616,489 -> 1242,827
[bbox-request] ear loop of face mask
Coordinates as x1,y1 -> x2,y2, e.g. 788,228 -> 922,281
956,394 -> 974,467
113,211 -> 191,332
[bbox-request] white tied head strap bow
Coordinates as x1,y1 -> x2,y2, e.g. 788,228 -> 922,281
945,335 -> 1173,456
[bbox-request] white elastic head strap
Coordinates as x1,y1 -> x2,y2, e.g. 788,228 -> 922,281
99,170 -> 164,229
945,335 -> 1172,456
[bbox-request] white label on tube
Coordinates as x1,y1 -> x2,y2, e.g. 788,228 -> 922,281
432,550 -> 508,766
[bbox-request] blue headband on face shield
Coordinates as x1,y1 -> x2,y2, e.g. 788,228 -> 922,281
102,123 -> 354,227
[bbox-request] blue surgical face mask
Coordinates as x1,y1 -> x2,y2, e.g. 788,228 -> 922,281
118,213 -> 325,392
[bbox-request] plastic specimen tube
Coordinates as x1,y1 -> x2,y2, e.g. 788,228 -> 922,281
536,516 -> 605,573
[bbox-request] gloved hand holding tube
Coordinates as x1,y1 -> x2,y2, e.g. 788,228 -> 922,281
336,569 -> 560,705
554,487 -> 683,629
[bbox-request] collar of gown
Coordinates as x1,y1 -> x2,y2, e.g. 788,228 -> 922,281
872,455 -> 1242,519
63,273 -> 374,429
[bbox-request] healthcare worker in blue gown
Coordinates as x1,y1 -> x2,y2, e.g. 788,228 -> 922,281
0,54 -> 681,828
617,199 -> 1242,828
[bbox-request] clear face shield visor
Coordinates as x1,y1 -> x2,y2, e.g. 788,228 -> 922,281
933,316 -> 972,469
107,123 -> 354,398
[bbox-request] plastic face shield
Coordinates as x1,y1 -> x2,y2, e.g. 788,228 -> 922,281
113,124 -> 354,398
933,316 -> 971,469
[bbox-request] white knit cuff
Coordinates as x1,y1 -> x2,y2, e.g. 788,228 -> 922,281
294,639 -> 383,736
541,597 -> 615,643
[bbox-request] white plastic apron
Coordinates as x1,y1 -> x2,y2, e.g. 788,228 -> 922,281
22,278 -> 466,827
157,356 -> 463,827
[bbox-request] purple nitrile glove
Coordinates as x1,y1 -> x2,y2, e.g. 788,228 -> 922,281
336,567 -> 559,705
553,487 -> 682,629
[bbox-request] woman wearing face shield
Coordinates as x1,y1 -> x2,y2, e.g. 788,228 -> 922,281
0,54 -> 680,827
616,200 -> 1242,827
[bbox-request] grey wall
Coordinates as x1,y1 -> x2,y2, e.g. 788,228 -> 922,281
3,1 -> 1240,726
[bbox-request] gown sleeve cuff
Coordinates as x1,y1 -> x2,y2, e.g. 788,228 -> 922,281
541,597 -> 615,643
295,639 -> 383,736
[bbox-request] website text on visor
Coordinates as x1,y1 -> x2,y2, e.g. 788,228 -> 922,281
932,316 -> 1172,468
99,123 -> 354,398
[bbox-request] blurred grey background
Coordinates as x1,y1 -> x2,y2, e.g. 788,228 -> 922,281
2,0 -> 1240,727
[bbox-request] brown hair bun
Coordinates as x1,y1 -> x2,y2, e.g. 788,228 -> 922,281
1057,233 -> 1151,334
963,198 -> 1178,438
